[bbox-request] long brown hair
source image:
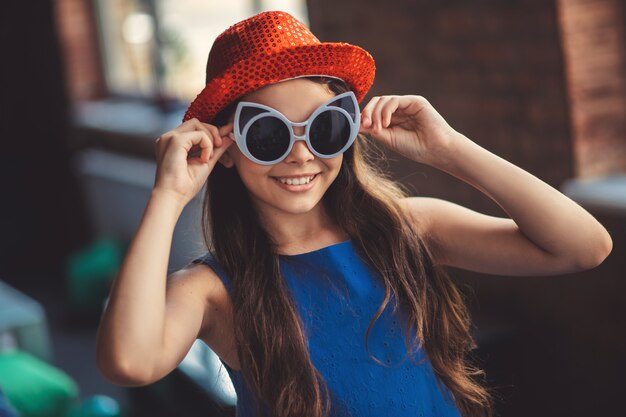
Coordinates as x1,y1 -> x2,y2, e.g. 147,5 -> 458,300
199,77 -> 494,417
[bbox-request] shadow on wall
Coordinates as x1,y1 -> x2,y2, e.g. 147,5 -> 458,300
0,1 -> 93,287
454,207 -> 624,417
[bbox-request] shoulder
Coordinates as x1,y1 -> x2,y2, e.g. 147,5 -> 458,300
183,254 -> 233,305
178,254 -> 230,293
396,196 -> 444,235
396,196 -> 458,264
169,254 -> 233,340
397,197 -> 436,231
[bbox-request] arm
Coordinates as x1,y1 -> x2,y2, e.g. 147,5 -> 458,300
360,95 -> 613,276
96,119 -> 234,386
95,190 -> 214,386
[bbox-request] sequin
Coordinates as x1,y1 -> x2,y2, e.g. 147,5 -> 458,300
183,10 -> 376,124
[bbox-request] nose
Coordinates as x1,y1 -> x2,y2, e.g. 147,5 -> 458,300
293,125 -> 305,137
285,139 -> 314,164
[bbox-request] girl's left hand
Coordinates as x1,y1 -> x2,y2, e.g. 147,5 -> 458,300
359,95 -> 459,166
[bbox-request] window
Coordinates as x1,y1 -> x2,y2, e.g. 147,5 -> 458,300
94,0 -> 308,102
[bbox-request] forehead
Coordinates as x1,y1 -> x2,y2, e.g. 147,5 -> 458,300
241,78 -> 335,121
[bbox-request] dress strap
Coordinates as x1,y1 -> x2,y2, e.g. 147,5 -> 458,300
191,252 -> 234,295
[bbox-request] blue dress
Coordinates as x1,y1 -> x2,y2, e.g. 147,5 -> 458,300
192,239 -> 462,417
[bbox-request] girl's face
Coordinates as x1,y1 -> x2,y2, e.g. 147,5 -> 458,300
220,78 -> 344,216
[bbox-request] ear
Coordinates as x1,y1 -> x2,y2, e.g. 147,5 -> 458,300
218,148 -> 235,168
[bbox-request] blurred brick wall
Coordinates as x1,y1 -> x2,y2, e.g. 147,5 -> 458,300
308,0 -> 574,217
558,0 -> 626,177
54,0 -> 106,100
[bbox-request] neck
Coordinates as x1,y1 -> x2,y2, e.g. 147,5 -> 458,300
254,200 -> 348,254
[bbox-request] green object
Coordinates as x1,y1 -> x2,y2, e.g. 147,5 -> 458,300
65,237 -> 123,312
65,395 -> 121,417
0,350 -> 78,417
0,281 -> 52,362
0,386 -> 21,417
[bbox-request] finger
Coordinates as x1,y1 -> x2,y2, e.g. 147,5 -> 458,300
205,124 -> 223,147
217,121 -> 235,137
360,96 -> 382,128
188,129 -> 213,152
198,130 -> 217,163
169,130 -> 213,162
185,118 -> 214,135
210,121 -> 235,147
159,119 -> 213,148
380,97 -> 400,128
370,96 -> 393,130
209,136 -> 234,163
202,123 -> 235,164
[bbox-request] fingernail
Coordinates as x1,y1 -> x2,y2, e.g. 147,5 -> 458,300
228,132 -> 235,140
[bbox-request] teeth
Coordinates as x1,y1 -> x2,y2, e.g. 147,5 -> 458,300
277,175 -> 315,185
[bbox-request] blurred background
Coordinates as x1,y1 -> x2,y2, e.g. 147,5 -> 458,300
0,0 -> 624,416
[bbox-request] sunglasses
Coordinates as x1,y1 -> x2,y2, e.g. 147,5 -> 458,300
232,91 -> 360,165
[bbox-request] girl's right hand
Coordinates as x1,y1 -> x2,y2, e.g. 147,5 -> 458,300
153,118 -> 235,206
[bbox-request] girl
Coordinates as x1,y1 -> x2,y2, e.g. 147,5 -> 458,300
95,10 -> 613,417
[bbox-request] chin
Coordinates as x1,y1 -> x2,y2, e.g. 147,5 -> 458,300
243,170 -> 336,217
250,190 -> 325,217
269,196 -> 322,215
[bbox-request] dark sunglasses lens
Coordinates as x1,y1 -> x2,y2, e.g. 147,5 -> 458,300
309,110 -> 352,155
246,116 -> 290,162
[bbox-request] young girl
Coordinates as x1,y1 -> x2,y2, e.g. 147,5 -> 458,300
95,10 -> 613,417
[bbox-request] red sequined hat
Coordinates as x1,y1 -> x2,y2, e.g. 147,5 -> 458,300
183,10 -> 376,124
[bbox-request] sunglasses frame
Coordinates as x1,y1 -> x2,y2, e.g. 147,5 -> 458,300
233,91 -> 361,165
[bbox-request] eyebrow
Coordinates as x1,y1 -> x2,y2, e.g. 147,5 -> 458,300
238,94 -> 341,122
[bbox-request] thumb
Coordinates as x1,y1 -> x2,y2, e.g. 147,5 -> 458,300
205,133 -> 234,165
212,121 -> 235,160
218,121 -> 235,138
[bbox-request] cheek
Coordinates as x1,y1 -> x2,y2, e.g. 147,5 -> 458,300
324,155 -> 344,179
232,154 -> 271,187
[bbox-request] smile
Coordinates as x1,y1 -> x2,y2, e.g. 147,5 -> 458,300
276,175 -> 316,185
271,174 -> 318,192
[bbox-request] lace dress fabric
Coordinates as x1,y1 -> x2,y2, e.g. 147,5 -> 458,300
192,240 -> 462,417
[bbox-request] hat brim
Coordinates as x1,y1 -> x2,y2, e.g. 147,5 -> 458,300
183,42 -> 375,124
